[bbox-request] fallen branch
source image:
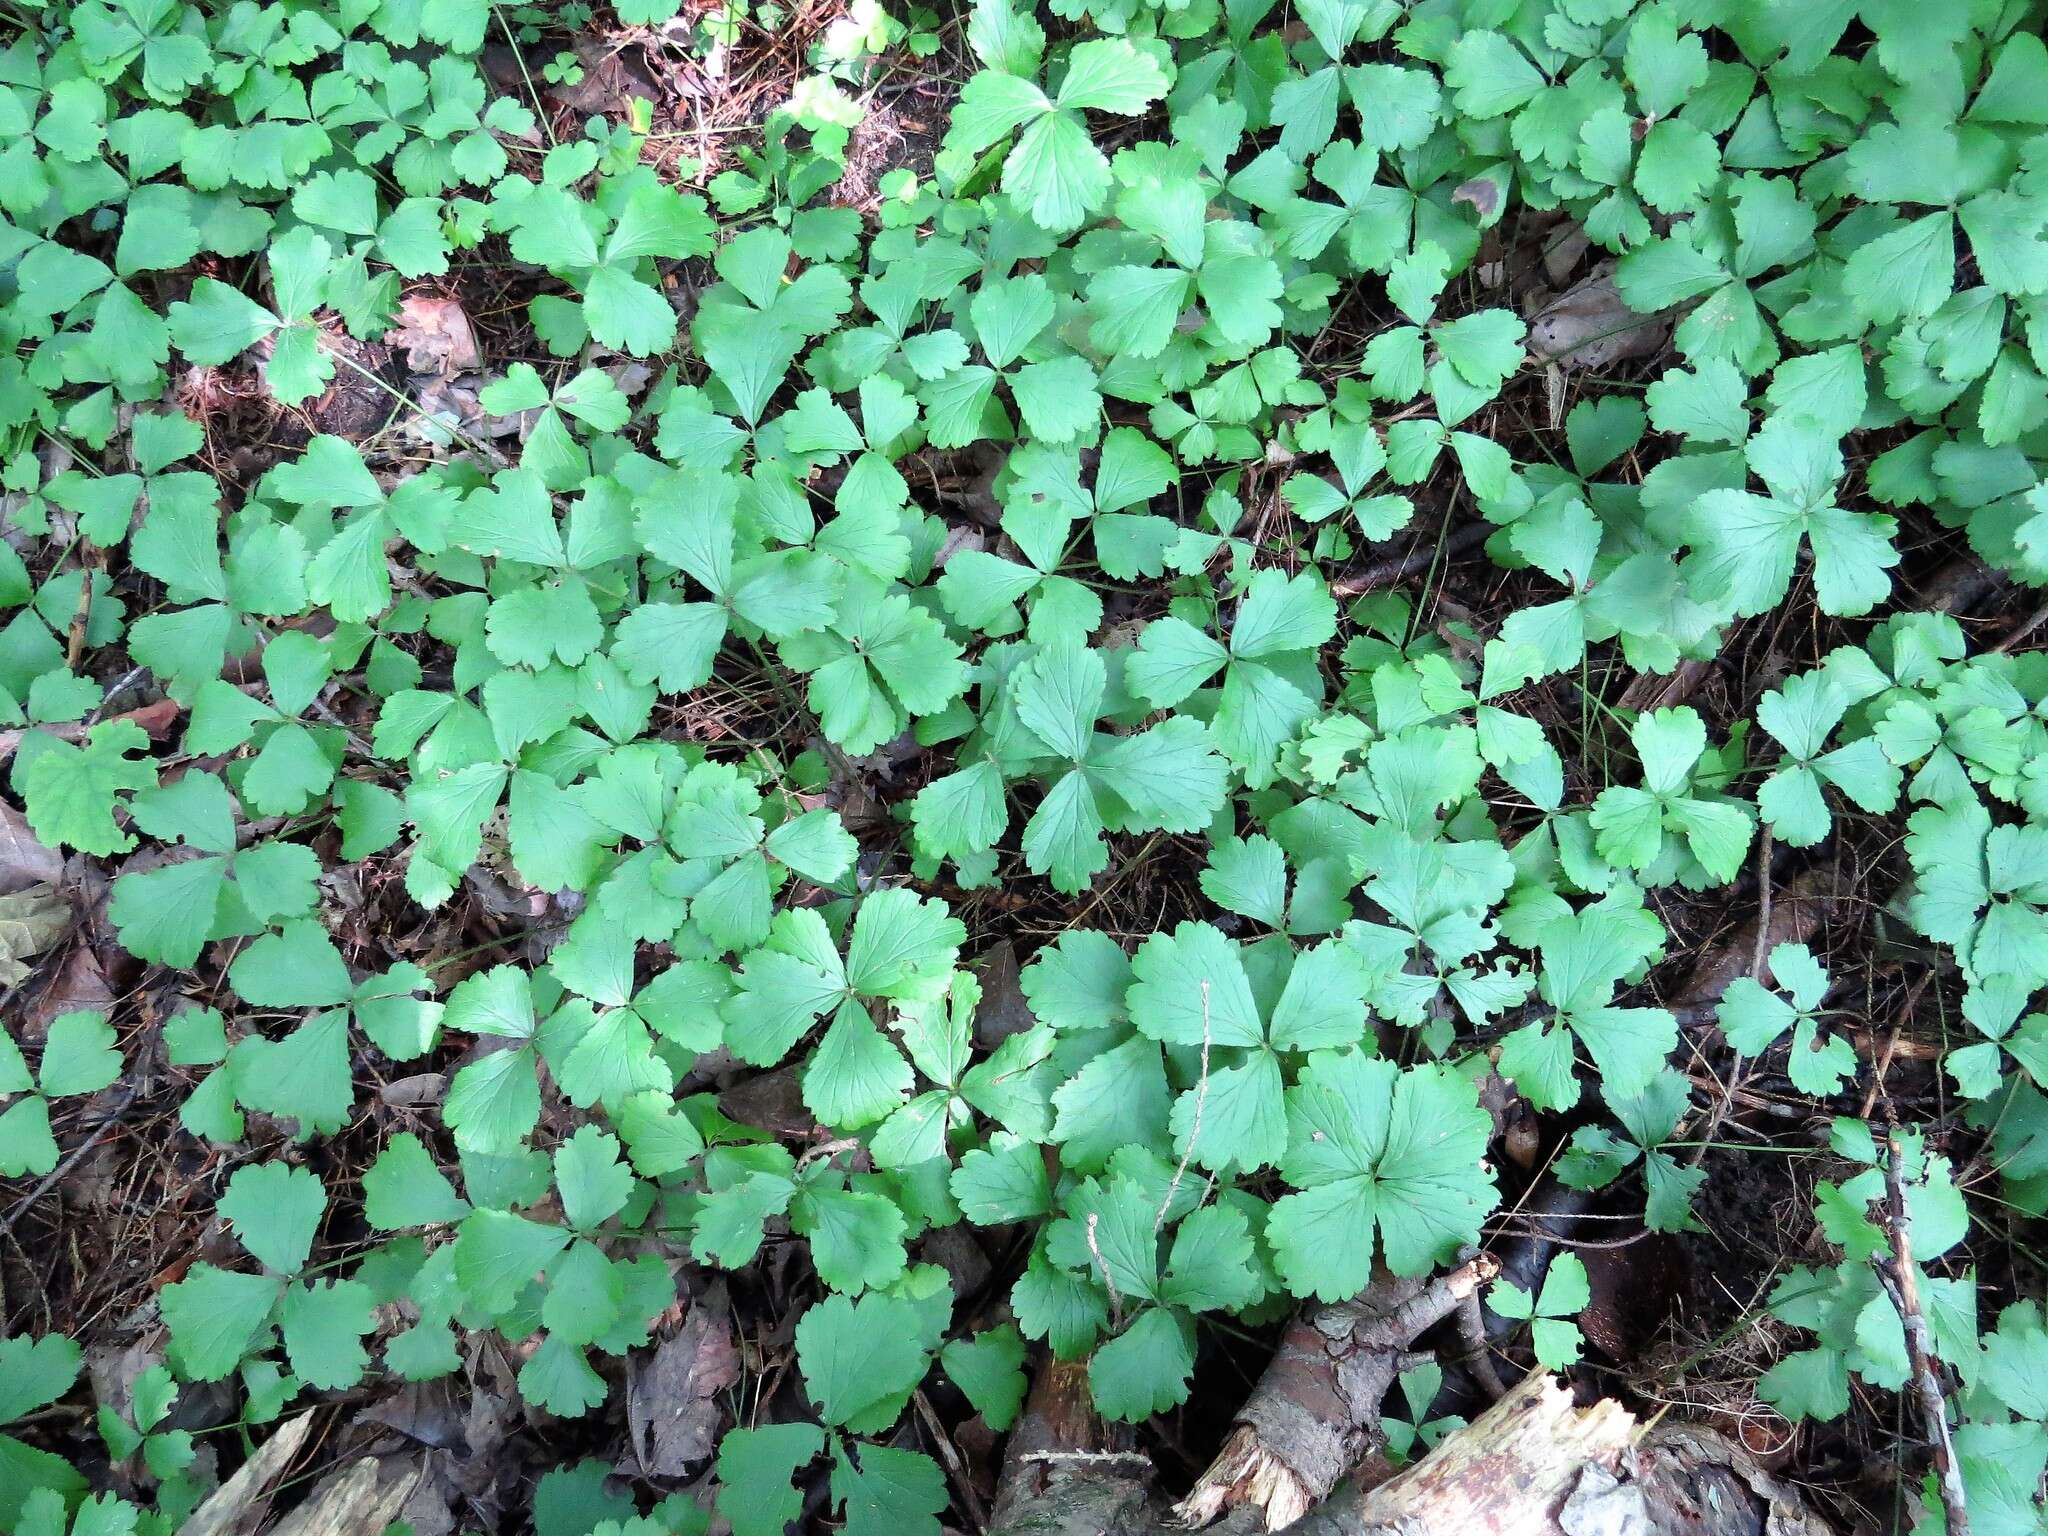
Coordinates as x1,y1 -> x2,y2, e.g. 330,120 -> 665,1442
990,1362 -> 1829,1536
1174,1255 -> 1500,1530
180,1411 -> 313,1536
1677,864 -> 1835,1016
1328,522 -> 1490,599
1450,1286 -> 1508,1403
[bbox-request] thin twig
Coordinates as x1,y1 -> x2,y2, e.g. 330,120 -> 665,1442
1157,979 -> 1211,1233
0,1087 -> 138,1238
63,549 -> 99,670
913,1388 -> 989,1532
1751,829 -> 1773,979
1994,604 -> 2048,655
1877,1131 -> 1971,1536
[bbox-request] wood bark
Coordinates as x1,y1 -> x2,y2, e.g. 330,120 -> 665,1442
992,1371 -> 1832,1536
1175,1258 -> 1498,1529
1276,1373 -> 1632,1536
989,1359 -> 1154,1536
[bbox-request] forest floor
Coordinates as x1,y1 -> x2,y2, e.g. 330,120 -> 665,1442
5,5 -> 2045,1536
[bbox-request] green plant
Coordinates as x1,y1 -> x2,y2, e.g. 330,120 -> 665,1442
5,0 -> 2048,1530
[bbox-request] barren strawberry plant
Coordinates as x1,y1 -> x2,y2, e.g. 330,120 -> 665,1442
3,1 -> 2048,1534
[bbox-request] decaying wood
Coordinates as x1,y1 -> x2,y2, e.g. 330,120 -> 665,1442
990,1359 -> 1152,1536
266,1455 -> 426,1536
1175,1256 -> 1500,1530
1328,522 -> 1491,599
1280,1372 -> 1634,1536
1677,865 -> 1836,1015
993,1359 -> 1830,1536
1633,1421 -> 1834,1536
179,1411 -> 313,1536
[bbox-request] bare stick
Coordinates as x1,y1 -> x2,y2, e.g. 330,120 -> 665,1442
915,1388 -> 991,1532
0,1086 -> 137,1238
1751,829 -> 1773,979
1328,522 -> 1490,598
1175,1254 -> 1501,1530
1877,1133 -> 1971,1536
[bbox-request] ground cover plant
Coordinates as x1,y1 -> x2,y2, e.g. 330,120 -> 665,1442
5,0 -> 2048,1531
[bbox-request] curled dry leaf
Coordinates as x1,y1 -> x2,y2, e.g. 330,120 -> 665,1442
0,801 -> 63,893
1525,260 -> 1670,372
627,1284 -> 740,1476
0,884 -> 71,988
392,297 -> 482,377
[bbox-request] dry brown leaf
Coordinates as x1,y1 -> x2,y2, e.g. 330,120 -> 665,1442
1525,261 -> 1669,373
627,1284 -> 740,1476
392,296 -> 482,376
0,883 -> 71,987
29,945 -> 114,1030
0,802 -> 62,893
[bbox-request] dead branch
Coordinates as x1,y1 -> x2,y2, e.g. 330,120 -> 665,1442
1677,865 -> 1836,1016
1174,1255 -> 1500,1531
991,1359 -> 1831,1536
1878,1133 -> 1972,1536
1450,1288 -> 1508,1403
1327,522 -> 1490,599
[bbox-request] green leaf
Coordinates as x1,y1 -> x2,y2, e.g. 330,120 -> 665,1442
280,1279 -> 375,1389
796,1291 -> 936,1432
1089,1307 -> 1195,1421
832,1443 -> 947,1536
228,919 -> 353,1008
846,888 -> 965,999
444,1047 -> 542,1155
166,278 -> 278,364
15,721 -> 156,855
231,1010 -> 355,1138
36,1010 -> 120,1097
1129,922 -> 1262,1047
454,1208 -> 572,1315
220,1161 -> 326,1275
792,1185 -> 910,1293
363,1133 -> 470,1229
941,1324 -> 1029,1430
1444,33 -> 1543,118
716,1424 -> 824,1536
161,1265 -> 277,1381
1056,39 -> 1168,112
1267,1055 -> 1498,1301
0,1334 -> 82,1421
